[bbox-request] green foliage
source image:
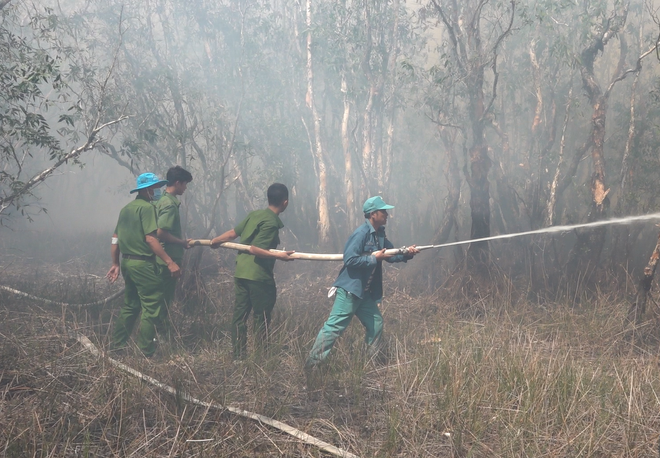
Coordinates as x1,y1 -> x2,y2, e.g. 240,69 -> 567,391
3,0 -> 660,277
0,3 -> 97,223
0,13 -> 62,211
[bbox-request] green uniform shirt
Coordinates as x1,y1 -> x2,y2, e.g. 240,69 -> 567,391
156,191 -> 183,264
234,208 -> 284,284
115,195 -> 158,257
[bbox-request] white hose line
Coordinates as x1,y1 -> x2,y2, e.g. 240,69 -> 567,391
196,213 -> 660,260
75,333 -> 359,458
2,285 -> 359,456
190,240 -> 407,261
0,285 -> 124,307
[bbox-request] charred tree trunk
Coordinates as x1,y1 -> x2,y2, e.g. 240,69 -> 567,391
466,65 -> 491,270
466,145 -> 491,268
611,35 -> 642,272
567,96 -> 609,285
627,231 -> 660,325
489,119 -> 519,235
430,0 -> 514,274
432,127 -> 461,245
562,14 -> 656,288
566,11 -> 628,286
402,123 -> 462,289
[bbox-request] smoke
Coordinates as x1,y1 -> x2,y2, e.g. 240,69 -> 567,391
34,155 -> 134,233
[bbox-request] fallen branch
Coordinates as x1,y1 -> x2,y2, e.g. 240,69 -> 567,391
75,333 -> 359,458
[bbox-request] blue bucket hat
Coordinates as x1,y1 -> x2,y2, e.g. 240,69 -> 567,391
363,196 -> 395,214
130,173 -> 168,194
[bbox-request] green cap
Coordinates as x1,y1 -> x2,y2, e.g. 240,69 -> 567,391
363,196 -> 395,214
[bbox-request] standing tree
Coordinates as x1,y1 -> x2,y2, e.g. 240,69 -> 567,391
567,0 -> 658,284
303,0 -> 332,247
428,0 -> 515,270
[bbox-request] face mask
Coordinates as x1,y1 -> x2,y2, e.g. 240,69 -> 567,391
152,188 -> 162,201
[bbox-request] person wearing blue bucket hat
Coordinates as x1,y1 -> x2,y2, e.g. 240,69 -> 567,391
130,172 -> 169,194
306,196 -> 419,369
106,172 -> 180,357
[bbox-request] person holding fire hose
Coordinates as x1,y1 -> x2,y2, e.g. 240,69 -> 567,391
305,196 -> 419,369
155,166 -> 193,313
106,173 -> 181,357
210,183 -> 295,360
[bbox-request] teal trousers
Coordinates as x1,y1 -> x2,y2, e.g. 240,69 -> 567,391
232,278 -> 276,359
306,287 -> 383,366
112,259 -> 167,356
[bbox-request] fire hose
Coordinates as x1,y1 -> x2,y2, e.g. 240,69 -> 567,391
188,239 -> 422,260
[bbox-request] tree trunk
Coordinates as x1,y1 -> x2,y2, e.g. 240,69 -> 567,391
381,0 -> 400,196
611,53 -> 641,270
466,64 -> 491,269
526,39 -> 549,230
466,145 -> 491,268
150,9 -> 187,168
567,20 -> 626,284
569,98 -> 610,278
432,127 -> 461,245
341,73 -> 356,229
628,230 -> 660,325
547,89 -> 573,226
305,0 -> 331,247
362,87 -> 375,192
429,0 -> 514,275
361,2 -> 374,192
489,119 -> 518,235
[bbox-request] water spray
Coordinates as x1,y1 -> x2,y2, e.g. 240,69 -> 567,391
413,212 -> 660,252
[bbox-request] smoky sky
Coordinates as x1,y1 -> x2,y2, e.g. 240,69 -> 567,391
34,155 -> 135,233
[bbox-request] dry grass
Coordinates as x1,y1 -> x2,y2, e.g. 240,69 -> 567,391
2,243 -> 660,457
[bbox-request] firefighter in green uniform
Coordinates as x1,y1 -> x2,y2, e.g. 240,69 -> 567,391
211,183 -> 295,359
155,166 -> 193,313
106,173 -> 181,356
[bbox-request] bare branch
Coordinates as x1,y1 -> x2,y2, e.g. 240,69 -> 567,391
99,142 -> 134,173
606,42 -> 659,95
0,115 -> 128,211
430,0 -> 467,75
482,0 -> 515,119
425,112 -> 465,131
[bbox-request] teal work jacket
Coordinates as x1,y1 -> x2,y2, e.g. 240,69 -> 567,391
332,220 -> 407,300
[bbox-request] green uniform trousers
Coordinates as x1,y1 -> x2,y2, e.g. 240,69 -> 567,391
112,258 -> 167,356
158,265 -> 177,341
161,268 -> 176,309
232,278 -> 276,359
306,287 -> 383,366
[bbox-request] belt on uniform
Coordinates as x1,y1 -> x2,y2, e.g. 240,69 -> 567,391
122,254 -> 155,261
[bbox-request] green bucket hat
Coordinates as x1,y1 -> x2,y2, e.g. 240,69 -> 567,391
363,196 -> 395,214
